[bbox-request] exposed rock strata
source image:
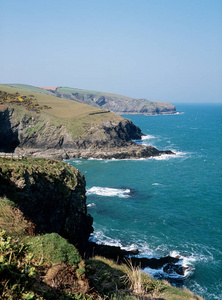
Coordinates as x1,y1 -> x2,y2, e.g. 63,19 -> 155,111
0,158 -> 93,252
6,84 -> 177,115
46,87 -> 177,115
0,107 -> 174,159
58,91 -> 177,115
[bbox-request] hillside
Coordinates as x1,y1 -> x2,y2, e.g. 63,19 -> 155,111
7,84 -> 176,115
0,84 -> 173,159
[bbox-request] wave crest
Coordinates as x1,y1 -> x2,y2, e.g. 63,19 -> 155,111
86,186 -> 131,198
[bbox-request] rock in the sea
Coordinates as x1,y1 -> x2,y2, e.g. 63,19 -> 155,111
87,242 -> 191,278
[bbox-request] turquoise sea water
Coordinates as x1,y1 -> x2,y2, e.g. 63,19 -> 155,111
67,104 -> 222,300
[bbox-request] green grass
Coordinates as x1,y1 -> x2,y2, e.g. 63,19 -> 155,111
0,157 -> 79,191
86,256 -> 203,300
5,84 -> 175,114
0,198 -> 31,238
0,84 -> 123,140
27,233 -> 82,267
6,84 -> 53,95
56,86 -> 133,99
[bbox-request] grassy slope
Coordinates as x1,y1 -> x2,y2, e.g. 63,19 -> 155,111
51,87 -> 175,110
0,84 -> 123,139
7,84 -> 175,112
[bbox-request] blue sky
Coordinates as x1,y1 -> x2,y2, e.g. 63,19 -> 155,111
0,0 -> 221,103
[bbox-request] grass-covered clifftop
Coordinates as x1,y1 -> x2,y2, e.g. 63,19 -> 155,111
0,84 -> 122,140
0,84 -> 174,160
0,157 -> 93,250
7,84 -> 176,115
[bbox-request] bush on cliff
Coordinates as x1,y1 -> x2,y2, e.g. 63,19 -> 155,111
0,228 -> 90,299
27,233 -> 82,268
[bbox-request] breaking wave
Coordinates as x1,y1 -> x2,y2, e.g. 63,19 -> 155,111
86,186 -> 131,198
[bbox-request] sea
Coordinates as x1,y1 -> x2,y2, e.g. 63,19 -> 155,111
66,104 -> 222,300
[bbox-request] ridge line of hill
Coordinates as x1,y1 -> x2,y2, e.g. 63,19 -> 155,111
6,84 -> 177,115
0,84 -> 174,160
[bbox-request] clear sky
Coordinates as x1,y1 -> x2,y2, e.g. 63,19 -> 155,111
0,0 -> 221,103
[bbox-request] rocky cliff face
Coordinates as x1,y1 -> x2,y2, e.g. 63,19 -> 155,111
0,107 -> 173,159
49,88 -> 177,115
0,158 -> 93,252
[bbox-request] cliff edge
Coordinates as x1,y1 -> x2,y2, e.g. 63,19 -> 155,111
9,84 -> 177,115
0,85 -> 174,160
0,157 -> 93,251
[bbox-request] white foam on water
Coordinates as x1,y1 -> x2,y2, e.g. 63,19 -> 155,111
89,230 -> 124,248
152,183 -> 162,186
87,203 -> 96,208
150,154 -> 173,161
89,231 -> 196,281
143,253 -> 195,280
189,280 -> 222,300
102,151 -> 188,162
150,150 -> 188,161
63,159 -> 82,165
89,231 -> 145,253
169,250 -> 195,278
141,134 -> 156,140
86,186 -> 131,198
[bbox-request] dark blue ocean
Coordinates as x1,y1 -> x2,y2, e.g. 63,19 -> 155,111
67,104 -> 222,300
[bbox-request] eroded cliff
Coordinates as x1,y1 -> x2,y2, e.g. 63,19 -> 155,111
0,157 -> 93,252
0,85 -> 174,159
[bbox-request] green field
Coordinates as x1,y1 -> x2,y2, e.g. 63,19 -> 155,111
6,84 -> 176,114
0,84 -> 123,139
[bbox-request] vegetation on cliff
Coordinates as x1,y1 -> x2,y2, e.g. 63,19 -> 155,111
6,84 -> 176,115
0,200 -> 202,300
0,158 -> 202,299
0,84 -> 173,160
0,157 -> 93,251
0,84 -> 123,140
0,90 -> 51,113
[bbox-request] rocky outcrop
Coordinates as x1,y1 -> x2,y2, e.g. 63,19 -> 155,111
50,88 -> 177,115
87,242 -> 191,279
5,84 -> 177,115
0,107 -> 174,160
0,158 -> 93,253
0,108 -> 20,152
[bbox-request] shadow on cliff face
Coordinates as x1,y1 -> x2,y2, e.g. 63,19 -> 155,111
0,164 -> 93,254
0,109 -> 20,152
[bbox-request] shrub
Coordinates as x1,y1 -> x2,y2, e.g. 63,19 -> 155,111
27,233 -> 82,268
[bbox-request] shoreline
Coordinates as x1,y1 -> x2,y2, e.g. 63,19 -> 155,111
86,241 -> 193,286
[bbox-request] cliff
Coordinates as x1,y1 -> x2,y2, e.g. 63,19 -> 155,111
0,85 -> 174,160
9,84 -> 177,115
0,157 -> 93,251
0,158 -> 202,299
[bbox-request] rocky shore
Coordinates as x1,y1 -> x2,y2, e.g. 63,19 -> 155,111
1,107 -> 174,160
87,242 -> 190,281
0,157 -> 202,299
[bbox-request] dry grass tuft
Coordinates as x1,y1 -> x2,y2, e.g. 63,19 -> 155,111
0,199 -> 35,237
